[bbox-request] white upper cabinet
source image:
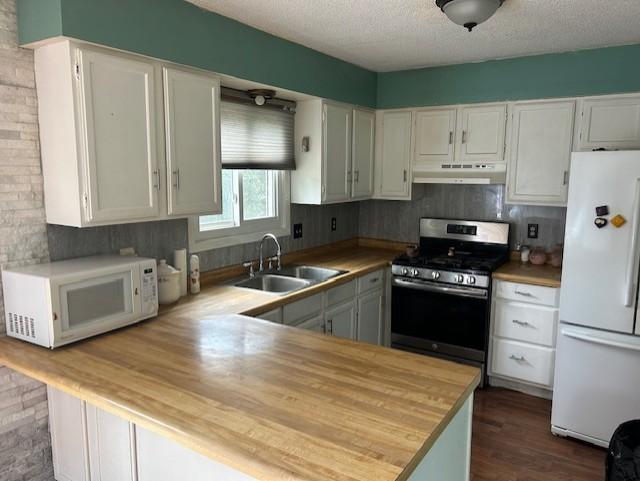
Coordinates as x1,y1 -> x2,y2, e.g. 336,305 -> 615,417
292,99 -> 374,204
163,67 -> 221,216
415,108 -> 456,165
457,104 -> 507,162
374,110 -> 412,200
351,109 -> 375,199
506,100 -> 575,206
323,102 -> 352,202
34,40 -> 222,227
576,95 -> 640,151
78,49 -> 160,224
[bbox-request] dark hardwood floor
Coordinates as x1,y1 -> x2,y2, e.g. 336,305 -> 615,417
471,388 -> 607,481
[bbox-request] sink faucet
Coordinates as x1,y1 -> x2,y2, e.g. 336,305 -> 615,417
259,233 -> 281,272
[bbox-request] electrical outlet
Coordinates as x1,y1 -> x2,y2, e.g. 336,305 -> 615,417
331,217 -> 337,231
528,223 -> 539,239
293,223 -> 303,239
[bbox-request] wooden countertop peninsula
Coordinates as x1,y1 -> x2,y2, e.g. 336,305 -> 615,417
0,240 -> 481,481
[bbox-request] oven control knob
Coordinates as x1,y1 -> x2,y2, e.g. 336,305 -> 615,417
431,271 -> 441,280
401,268 -> 409,276
467,276 -> 476,285
455,274 -> 464,283
412,269 -> 420,277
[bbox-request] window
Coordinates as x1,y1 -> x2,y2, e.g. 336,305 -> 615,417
189,95 -> 294,252
190,169 -> 290,251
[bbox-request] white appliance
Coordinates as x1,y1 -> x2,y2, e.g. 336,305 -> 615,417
551,151 -> 640,448
2,256 -> 158,348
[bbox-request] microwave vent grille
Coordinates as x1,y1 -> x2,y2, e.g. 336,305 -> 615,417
8,312 -> 36,339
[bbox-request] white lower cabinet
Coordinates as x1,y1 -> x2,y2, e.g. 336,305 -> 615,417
256,307 -> 283,323
297,313 -> 326,332
356,289 -> 383,345
86,404 -> 136,481
253,270 -> 388,345
48,387 -> 89,481
136,427 -> 254,481
325,300 -> 357,339
48,386 -> 136,481
489,280 -> 559,397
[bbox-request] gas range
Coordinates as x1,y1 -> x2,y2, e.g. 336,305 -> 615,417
391,255 -> 498,288
391,218 -> 510,385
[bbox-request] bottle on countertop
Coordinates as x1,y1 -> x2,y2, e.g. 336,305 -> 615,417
190,254 -> 200,294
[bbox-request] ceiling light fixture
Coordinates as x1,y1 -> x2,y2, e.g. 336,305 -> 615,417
435,0 -> 504,32
247,89 -> 276,106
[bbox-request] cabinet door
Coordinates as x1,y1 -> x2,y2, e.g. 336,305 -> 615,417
325,301 -> 356,340
86,404 -> 135,481
47,386 -> 89,481
577,96 -> 640,151
351,109 -> 375,199
415,109 -> 456,164
457,104 -> 507,162
377,111 -> 412,199
77,48 -> 160,224
507,101 -> 575,206
256,308 -> 283,324
297,313 -> 326,333
163,68 -> 222,216
323,103 -> 352,202
137,427 -> 255,481
357,289 -> 383,345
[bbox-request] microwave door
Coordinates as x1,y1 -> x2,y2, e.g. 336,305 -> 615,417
52,267 -> 138,345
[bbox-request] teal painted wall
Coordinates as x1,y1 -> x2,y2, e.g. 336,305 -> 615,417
17,0 -> 377,108
16,0 -> 640,110
17,0 -> 62,42
377,44 -> 640,109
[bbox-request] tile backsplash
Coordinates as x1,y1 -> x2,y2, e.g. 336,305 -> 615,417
48,203 -> 360,272
48,184 -> 566,272
358,184 -> 567,249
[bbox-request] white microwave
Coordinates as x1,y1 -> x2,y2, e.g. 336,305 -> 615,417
2,255 -> 158,348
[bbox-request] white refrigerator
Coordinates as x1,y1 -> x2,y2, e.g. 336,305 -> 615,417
551,151 -> 640,448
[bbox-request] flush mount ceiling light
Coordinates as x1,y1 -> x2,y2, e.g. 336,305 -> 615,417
435,0 -> 504,32
247,89 -> 276,106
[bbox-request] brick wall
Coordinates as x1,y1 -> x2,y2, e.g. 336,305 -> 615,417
0,0 -> 53,480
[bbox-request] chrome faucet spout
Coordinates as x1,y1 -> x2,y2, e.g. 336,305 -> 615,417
259,233 -> 282,271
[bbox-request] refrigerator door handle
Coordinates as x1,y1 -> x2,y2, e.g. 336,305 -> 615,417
562,328 -> 640,352
624,179 -> 640,307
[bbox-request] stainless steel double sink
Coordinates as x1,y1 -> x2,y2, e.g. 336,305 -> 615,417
234,265 -> 346,295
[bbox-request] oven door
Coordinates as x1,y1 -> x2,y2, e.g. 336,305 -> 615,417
391,277 -> 489,362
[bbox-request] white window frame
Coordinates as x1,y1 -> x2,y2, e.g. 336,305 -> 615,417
189,170 -> 290,252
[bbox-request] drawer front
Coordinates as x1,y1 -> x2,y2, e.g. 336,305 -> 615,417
495,280 -> 559,306
491,338 -> 555,387
357,269 -> 384,295
493,299 -> 558,347
283,293 -> 324,326
326,280 -> 356,307
256,308 -> 283,324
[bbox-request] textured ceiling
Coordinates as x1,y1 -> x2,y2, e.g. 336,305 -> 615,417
186,0 -> 640,72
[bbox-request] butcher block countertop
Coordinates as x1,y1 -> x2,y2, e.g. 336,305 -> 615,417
493,260 -> 562,288
0,241 -> 480,481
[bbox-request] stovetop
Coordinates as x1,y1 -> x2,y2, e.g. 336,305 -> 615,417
392,252 -> 507,274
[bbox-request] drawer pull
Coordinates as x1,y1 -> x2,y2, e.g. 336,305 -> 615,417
370,278 -> 379,283
512,319 -> 531,327
509,354 -> 526,362
514,289 -> 535,298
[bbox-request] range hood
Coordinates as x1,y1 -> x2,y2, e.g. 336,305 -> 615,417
412,162 -> 506,185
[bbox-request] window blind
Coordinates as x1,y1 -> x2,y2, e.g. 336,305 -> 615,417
220,100 -> 295,170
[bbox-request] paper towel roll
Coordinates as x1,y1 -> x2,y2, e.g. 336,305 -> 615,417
174,248 -> 188,297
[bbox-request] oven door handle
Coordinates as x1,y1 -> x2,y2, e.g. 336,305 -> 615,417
392,278 -> 488,299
